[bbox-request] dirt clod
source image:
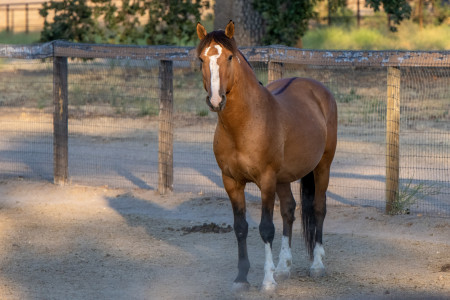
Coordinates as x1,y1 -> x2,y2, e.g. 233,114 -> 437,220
441,264 -> 450,272
181,222 -> 233,235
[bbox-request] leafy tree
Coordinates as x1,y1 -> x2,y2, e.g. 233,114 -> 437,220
253,0 -> 319,46
433,0 -> 450,25
115,0 -> 148,44
144,0 -> 203,45
366,0 -> 412,31
39,0 -> 99,43
91,0 -> 119,43
40,0 -> 204,45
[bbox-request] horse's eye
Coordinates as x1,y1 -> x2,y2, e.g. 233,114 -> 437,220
228,55 -> 233,61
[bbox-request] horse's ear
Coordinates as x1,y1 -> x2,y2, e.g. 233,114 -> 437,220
197,22 -> 207,40
225,20 -> 234,39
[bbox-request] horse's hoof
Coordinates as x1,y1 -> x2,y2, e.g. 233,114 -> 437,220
309,267 -> 326,278
261,280 -> 277,293
274,269 -> 290,281
232,281 -> 250,293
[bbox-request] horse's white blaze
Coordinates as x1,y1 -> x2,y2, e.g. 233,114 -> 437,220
311,243 -> 325,270
262,242 -> 277,290
276,236 -> 292,276
206,45 -> 223,107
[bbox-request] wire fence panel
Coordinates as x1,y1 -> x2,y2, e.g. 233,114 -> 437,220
66,58 -> 160,188
0,58 -> 53,181
0,43 -> 449,216
399,67 -> 450,215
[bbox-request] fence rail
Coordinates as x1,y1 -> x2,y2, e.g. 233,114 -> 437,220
0,41 -> 449,216
2,41 -> 450,66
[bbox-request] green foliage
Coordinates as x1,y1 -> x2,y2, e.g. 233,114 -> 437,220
0,31 -> 40,44
389,178 -> 441,215
331,6 -> 357,27
145,0 -> 202,45
433,0 -> 450,25
39,0 -> 99,43
39,0 -> 203,45
303,23 -> 450,50
365,0 -> 412,31
253,0 -> 319,46
336,88 -> 362,103
196,109 -> 209,117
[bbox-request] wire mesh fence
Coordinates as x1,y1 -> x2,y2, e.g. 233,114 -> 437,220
0,42 -> 449,217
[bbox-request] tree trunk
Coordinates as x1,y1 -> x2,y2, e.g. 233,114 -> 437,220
418,0 -> 424,29
214,0 -> 265,46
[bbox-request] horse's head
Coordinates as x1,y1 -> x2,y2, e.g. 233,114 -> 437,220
196,21 -> 238,112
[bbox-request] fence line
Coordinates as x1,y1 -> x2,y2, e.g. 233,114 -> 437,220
2,41 -> 450,66
0,2 -> 45,33
0,41 -> 449,216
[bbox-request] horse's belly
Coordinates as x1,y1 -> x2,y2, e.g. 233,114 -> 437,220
277,135 -> 326,182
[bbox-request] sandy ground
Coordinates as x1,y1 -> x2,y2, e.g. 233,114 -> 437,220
0,179 -> 448,300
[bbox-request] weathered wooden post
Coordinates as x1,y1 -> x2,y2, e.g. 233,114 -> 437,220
268,61 -> 283,84
158,60 -> 174,194
385,66 -> 400,213
53,56 -> 69,185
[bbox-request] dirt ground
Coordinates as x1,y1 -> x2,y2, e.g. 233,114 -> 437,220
0,180 -> 448,300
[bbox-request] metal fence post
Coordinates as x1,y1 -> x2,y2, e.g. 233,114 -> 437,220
158,60 -> 174,194
386,66 -> 400,213
53,56 -> 69,185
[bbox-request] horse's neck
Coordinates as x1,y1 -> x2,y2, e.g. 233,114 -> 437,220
218,53 -> 273,134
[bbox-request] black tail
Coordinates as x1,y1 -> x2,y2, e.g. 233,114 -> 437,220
301,171 -> 316,259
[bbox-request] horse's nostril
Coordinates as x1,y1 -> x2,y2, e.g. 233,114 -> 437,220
220,95 -> 227,110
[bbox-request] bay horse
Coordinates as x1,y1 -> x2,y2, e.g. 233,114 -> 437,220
196,21 -> 337,292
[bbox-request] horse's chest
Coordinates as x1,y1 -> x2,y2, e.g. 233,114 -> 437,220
214,143 -> 260,182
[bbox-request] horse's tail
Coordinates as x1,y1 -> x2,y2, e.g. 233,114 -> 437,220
301,171 -> 316,259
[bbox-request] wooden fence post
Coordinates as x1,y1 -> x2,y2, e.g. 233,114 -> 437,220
53,56 -> 69,185
268,61 -> 283,84
25,4 -> 29,34
158,60 -> 174,194
6,5 -> 10,32
386,66 -> 400,213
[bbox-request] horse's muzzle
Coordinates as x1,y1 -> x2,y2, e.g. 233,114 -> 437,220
206,94 -> 226,112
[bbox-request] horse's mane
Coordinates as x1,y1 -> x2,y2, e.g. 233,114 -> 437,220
197,30 -> 238,56
197,30 -> 256,75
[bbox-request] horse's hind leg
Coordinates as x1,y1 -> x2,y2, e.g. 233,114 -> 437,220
223,174 -> 250,292
274,183 -> 296,280
309,161 -> 332,277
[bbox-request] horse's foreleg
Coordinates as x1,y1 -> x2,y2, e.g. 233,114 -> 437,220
259,174 -> 277,292
274,183 -> 296,280
223,175 -> 250,292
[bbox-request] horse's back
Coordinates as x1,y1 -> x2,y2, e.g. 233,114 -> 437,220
267,77 -> 336,123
